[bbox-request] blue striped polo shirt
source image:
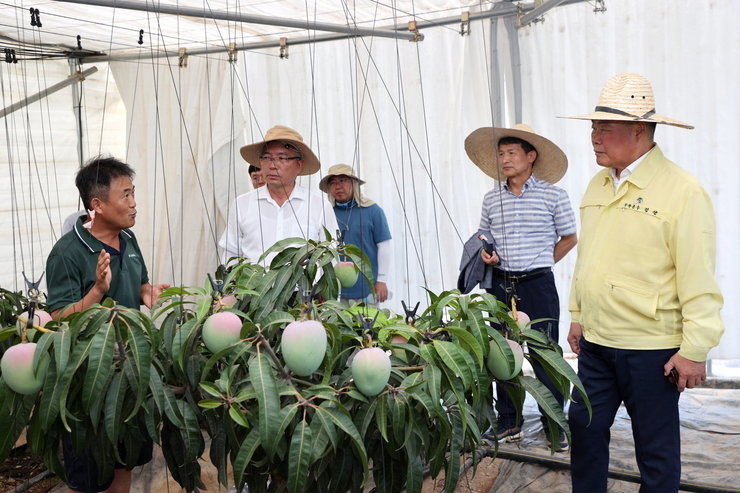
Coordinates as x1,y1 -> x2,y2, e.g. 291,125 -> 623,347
478,175 -> 576,272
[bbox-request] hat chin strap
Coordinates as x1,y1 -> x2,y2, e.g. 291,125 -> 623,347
594,105 -> 656,119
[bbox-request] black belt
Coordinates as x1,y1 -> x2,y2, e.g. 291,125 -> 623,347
491,267 -> 551,282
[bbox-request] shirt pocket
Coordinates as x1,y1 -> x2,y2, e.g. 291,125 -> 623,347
604,274 -> 660,322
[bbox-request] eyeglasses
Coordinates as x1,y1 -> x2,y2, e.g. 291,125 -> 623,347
328,176 -> 352,186
259,155 -> 301,165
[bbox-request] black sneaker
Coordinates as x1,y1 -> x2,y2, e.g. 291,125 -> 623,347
483,426 -> 523,443
546,432 -> 569,452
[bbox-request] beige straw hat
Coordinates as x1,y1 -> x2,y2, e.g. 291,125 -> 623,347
239,125 -> 321,175
318,163 -> 365,192
465,123 -> 568,184
561,72 -> 694,129
319,164 -> 374,207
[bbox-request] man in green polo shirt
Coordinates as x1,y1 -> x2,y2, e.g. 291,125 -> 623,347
46,156 -> 169,493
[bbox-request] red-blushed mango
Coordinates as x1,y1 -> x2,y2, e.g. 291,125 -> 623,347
351,347 -> 391,396
487,339 -> 524,380
202,312 -> 243,353
281,320 -> 327,376
507,310 -> 531,329
1,342 -> 49,395
16,310 -> 52,340
335,261 -> 358,288
220,295 -> 238,309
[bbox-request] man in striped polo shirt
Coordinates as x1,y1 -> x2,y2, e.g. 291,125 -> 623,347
464,124 -> 578,451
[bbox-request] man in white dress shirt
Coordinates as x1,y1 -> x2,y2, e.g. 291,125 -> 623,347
219,125 -> 338,265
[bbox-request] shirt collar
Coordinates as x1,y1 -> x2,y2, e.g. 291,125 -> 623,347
73,216 -> 132,254
503,174 -> 539,192
611,149 -> 649,183
258,182 -> 307,203
607,144 -> 661,191
334,199 -> 357,209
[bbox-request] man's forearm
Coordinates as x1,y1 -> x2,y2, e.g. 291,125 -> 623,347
554,234 -> 577,263
52,284 -> 106,319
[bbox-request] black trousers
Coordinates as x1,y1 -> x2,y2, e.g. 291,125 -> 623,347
569,337 -> 680,492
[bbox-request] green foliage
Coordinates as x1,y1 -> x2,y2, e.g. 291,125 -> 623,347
0,288 -> 31,350
0,235 -> 590,492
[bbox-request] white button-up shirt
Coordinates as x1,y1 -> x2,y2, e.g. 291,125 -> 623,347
219,184 -> 339,265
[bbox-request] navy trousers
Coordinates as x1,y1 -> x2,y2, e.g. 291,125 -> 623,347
487,270 -> 564,431
569,337 -> 681,492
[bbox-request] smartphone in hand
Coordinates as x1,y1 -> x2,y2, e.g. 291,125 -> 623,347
478,234 -> 494,255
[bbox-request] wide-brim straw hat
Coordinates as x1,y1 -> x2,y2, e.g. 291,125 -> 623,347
465,124 -> 568,184
240,125 -> 320,175
318,163 -> 366,193
319,164 -> 374,207
561,72 -> 694,129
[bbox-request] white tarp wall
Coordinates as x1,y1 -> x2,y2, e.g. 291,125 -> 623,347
0,61 -> 126,290
111,56 -> 248,288
1,0 -> 737,359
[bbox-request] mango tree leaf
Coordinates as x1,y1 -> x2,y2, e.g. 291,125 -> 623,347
38,362 -> 62,430
287,419 -> 314,493
275,405 -> 299,441
462,311 -> 489,353
424,364 -> 442,411
124,321 -> 152,421
313,402 -> 339,451
254,262 -> 300,321
418,342 -> 437,366
248,347 -> 280,459
443,412 -> 463,493
521,328 -> 549,345
103,371 -> 127,446
520,375 -> 569,433
233,428 -> 261,490
178,399 -> 205,463
199,382 -> 223,398
228,405 -> 250,428
259,310 -> 295,329
198,400 -> 223,409
82,321 -> 116,409
444,326 -> 484,369
260,237 -> 307,263
432,340 -> 473,390
407,385 -> 447,422
404,438 -> 423,493
391,396 -> 407,445
310,414 -> 332,463
316,403 -> 369,485
58,337 -> 94,431
528,346 -> 591,418
52,328 -> 72,374
374,393 -> 389,442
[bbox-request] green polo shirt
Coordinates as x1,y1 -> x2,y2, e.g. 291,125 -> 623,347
46,217 -> 149,313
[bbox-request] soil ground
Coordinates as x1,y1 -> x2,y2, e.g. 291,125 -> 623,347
0,446 -> 61,493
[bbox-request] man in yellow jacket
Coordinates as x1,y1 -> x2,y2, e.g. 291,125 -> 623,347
564,73 -> 724,492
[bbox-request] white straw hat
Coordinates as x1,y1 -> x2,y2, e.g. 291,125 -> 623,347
561,72 -> 694,129
465,123 -> 568,184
